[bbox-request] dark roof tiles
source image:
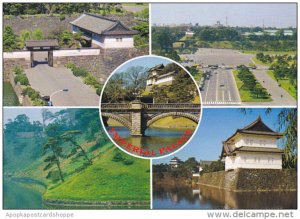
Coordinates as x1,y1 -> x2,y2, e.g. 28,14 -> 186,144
70,13 -> 138,35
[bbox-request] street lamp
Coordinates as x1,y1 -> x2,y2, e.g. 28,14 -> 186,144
48,88 -> 69,106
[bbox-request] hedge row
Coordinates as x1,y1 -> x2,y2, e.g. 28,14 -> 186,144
65,63 -> 103,96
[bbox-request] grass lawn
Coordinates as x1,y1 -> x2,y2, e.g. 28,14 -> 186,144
210,41 -> 234,49
150,116 -> 197,128
192,70 -> 203,83
241,50 -> 296,55
232,70 -> 272,102
43,145 -> 150,202
266,70 -> 297,100
251,57 -> 271,66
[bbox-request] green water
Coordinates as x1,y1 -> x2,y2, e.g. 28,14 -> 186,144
3,82 -> 20,106
3,178 -> 43,209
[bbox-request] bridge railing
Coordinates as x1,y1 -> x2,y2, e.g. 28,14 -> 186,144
101,103 -> 131,109
101,103 -> 201,110
144,103 -> 201,110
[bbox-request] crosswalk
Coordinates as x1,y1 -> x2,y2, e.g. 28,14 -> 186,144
203,101 -> 242,105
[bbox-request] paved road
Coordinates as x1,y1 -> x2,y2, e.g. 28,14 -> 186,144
250,69 -> 296,106
181,48 -> 255,67
182,48 -> 296,106
201,68 -> 241,105
25,64 -> 99,106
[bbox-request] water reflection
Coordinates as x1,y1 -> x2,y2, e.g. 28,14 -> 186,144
107,126 -> 193,157
153,185 -> 297,209
4,178 -> 43,209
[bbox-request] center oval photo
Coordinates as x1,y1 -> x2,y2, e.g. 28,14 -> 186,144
99,55 -> 202,159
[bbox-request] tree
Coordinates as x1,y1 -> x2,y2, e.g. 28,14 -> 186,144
171,68 -> 197,103
201,160 -> 225,174
277,109 -> 297,168
61,130 -> 92,164
31,28 -> 44,40
123,66 -> 148,100
183,157 -> 199,172
43,137 -> 65,182
19,30 -> 31,49
41,109 -> 54,132
3,26 -> 19,52
102,73 -> 126,103
59,31 -> 73,47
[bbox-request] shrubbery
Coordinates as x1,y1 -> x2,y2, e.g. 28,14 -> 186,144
237,66 -> 269,99
73,66 -> 88,77
66,63 -> 87,77
12,66 -> 45,106
112,151 -> 134,165
14,74 -> 29,86
96,87 -> 102,96
84,74 -> 99,86
13,66 -> 29,86
66,63 -> 102,96
23,87 -> 44,106
23,87 -> 40,100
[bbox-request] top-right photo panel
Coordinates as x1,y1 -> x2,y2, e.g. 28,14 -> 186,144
151,3 -> 297,107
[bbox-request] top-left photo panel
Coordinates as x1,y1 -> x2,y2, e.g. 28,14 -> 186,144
3,3 -> 149,106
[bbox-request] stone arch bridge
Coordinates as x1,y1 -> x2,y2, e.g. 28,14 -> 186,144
101,101 -> 201,136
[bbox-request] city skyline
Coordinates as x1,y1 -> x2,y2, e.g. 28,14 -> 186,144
152,3 -> 297,28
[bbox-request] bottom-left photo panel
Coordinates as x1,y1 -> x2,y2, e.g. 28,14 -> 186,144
3,108 -> 150,209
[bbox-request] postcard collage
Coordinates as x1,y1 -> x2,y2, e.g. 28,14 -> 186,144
1,1 -> 298,214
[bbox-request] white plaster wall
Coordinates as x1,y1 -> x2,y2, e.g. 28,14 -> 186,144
155,76 -> 174,84
225,156 -> 236,171
185,32 -> 194,36
235,135 -> 278,148
53,49 -> 100,57
103,35 -> 134,48
225,153 -> 282,170
3,51 -> 31,60
146,79 -> 153,85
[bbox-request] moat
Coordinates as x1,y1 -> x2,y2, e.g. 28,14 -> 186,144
153,185 -> 297,209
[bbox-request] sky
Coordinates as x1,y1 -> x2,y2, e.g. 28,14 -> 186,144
152,108 -> 285,164
151,3 -> 297,28
3,108 -> 63,123
115,56 -> 171,73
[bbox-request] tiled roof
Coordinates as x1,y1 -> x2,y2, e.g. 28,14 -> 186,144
70,13 -> 138,35
25,39 -> 59,48
224,116 -> 283,143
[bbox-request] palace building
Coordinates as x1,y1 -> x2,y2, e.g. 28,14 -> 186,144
146,64 -> 178,87
185,29 -> 195,37
221,116 -> 283,171
170,157 -> 183,168
70,13 -> 138,48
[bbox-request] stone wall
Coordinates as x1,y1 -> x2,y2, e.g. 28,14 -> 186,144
4,14 -> 139,37
200,169 -> 297,192
8,72 -> 32,106
3,58 -> 31,81
54,47 -> 148,83
53,55 -> 107,83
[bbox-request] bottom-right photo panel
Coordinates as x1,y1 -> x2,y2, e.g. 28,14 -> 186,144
152,108 -> 297,209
